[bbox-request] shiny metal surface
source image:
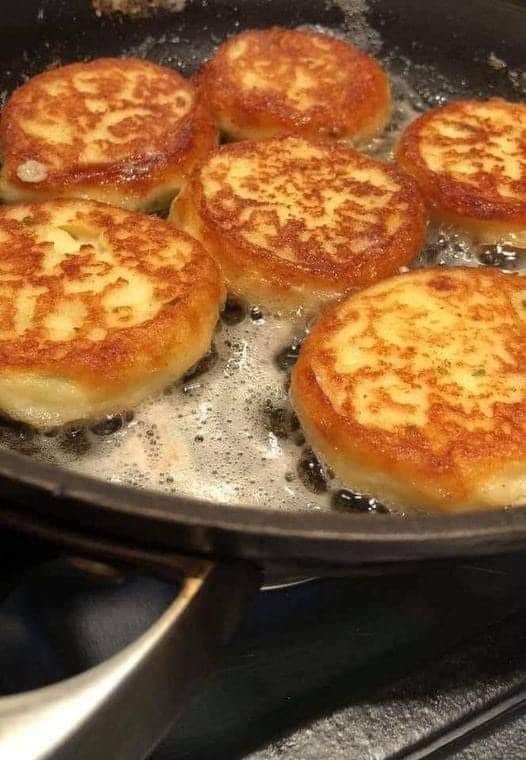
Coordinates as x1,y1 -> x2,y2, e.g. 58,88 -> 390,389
0,558 -> 260,760
262,576 -> 317,591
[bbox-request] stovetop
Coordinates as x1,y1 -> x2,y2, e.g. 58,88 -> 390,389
1,532 -> 526,759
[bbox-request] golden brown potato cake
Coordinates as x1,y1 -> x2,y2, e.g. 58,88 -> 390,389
199,27 -> 391,143
0,58 -> 216,211
291,267 -> 526,513
396,99 -> 526,243
0,199 -> 224,428
170,136 -> 426,313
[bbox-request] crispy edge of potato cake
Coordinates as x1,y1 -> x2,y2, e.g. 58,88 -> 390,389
0,199 -> 225,426
0,58 -> 217,211
396,98 -> 526,243
199,27 -> 391,143
170,136 -> 426,314
291,267 -> 526,512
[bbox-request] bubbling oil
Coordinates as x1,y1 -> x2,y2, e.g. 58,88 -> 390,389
1,9 -> 525,514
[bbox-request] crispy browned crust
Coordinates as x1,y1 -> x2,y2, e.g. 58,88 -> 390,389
170,136 -> 427,313
0,200 -> 224,392
199,27 -> 391,142
0,58 -> 216,208
396,99 -> 526,227
291,267 -> 526,511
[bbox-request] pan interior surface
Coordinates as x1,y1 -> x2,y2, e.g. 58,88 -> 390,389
0,0 -> 525,527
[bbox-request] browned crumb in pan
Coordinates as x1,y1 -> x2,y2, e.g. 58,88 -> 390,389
92,0 -> 187,17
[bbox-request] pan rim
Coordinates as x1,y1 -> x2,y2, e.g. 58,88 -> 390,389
2,444 -> 526,563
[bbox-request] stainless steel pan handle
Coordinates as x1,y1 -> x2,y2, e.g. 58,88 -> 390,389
0,519 -> 261,760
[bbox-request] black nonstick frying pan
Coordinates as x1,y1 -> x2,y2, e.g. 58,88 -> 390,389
0,0 -> 525,757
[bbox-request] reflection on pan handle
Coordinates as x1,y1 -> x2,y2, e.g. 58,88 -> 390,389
0,517 -> 262,760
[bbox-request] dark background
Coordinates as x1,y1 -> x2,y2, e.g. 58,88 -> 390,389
2,532 -> 526,758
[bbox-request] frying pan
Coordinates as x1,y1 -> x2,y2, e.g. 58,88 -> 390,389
0,0 -> 525,757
